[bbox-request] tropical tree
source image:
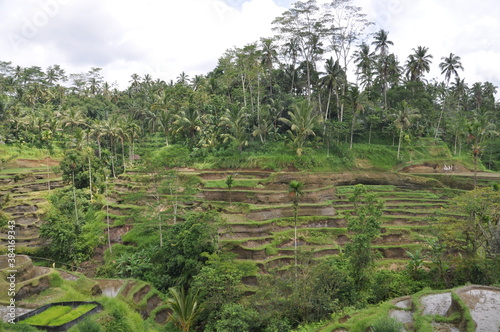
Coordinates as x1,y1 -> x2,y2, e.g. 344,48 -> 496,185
272,0 -> 328,100
319,57 -> 346,125
345,184 -> 384,293
439,53 -> 464,84
354,42 -> 375,90
344,85 -> 367,149
226,174 -> 234,204
289,180 -> 304,267
435,53 -> 464,139
219,106 -> 249,152
173,107 -> 202,145
405,46 -> 433,82
371,29 -> 393,109
279,100 -> 320,156
392,101 -> 420,159
260,37 -> 278,95
166,287 -> 201,332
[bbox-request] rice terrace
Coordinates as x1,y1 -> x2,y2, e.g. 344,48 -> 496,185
1,0 -> 500,331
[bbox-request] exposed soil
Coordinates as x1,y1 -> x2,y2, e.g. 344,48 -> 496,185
154,308 -> 170,324
146,294 -> 163,316
133,285 -> 151,303
8,158 -> 59,168
16,276 -> 51,301
120,281 -> 137,298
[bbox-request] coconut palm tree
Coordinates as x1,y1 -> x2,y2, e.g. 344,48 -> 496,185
372,29 -> 393,56
372,29 -> 394,109
279,100 -> 320,156
344,85 -> 367,149
166,287 -> 200,332
405,46 -> 433,82
392,101 -> 420,159
439,53 -> 464,84
353,42 -> 375,90
289,180 -> 304,267
173,107 -> 202,145
319,57 -> 346,125
219,106 -> 249,152
435,53 -> 464,139
260,37 -> 278,95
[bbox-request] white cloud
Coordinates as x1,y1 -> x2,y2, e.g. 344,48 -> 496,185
0,0 -> 286,88
354,0 -> 500,96
0,0 -> 498,97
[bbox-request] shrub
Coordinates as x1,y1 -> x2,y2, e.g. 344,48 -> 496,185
369,317 -> 404,332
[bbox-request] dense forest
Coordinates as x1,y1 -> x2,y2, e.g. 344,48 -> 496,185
0,1 -> 498,168
1,0 -> 500,331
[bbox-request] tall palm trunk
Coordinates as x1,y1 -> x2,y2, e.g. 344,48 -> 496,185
397,127 -> 403,159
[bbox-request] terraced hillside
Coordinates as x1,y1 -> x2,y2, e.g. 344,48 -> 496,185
0,159 -> 63,251
0,255 -> 168,325
104,169 -> 468,276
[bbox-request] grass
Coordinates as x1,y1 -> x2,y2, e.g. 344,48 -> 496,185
203,178 -> 265,189
21,305 -> 73,326
48,304 -> 97,326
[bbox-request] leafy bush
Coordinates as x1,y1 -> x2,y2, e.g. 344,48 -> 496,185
369,317 -> 404,332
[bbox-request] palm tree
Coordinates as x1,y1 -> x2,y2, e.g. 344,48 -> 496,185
283,37 -> 301,94
260,37 -> 278,94
467,115 -> 498,187
372,29 -> 393,56
435,53 -> 464,139
219,107 -> 249,152
62,107 -> 87,134
393,101 -> 420,159
289,180 -> 304,267
344,85 -> 367,149
90,119 -> 105,158
439,53 -> 464,84
372,29 -> 394,109
354,43 -> 375,90
176,71 -> 190,86
173,107 -> 201,145
166,287 -> 200,332
319,57 -> 346,125
405,46 -> 433,82
279,100 -> 320,156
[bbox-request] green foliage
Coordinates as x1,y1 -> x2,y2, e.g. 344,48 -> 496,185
149,145 -> 191,168
59,149 -> 106,191
166,287 -> 201,332
370,269 -> 425,303
0,211 -> 8,228
70,316 -> 102,332
40,188 -> 104,265
206,303 -> 260,332
0,321 -> 40,331
345,185 -> 384,293
191,252 -> 257,328
127,211 -> 219,290
352,144 -> 398,170
437,187 -> 500,260
368,317 -> 404,332
252,255 -> 355,329
96,297 -> 150,332
21,305 -> 72,326
49,304 -> 97,326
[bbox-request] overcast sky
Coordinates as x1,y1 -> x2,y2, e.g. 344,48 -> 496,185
1,0 -> 498,97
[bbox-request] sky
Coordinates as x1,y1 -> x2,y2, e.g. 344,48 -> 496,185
0,0 -> 499,97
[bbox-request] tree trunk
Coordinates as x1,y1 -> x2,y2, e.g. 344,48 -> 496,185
397,127 -> 403,159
